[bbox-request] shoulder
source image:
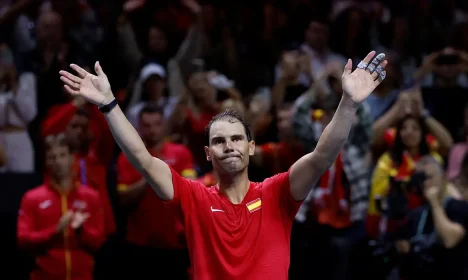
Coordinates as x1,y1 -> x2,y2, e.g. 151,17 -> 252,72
256,171 -> 290,191
77,186 -> 101,202
22,185 -> 49,202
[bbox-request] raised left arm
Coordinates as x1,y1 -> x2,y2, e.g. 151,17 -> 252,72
289,51 -> 387,200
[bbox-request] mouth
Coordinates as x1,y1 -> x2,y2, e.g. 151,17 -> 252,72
221,155 -> 240,160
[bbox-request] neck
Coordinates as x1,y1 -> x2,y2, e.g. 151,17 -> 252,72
217,170 -> 250,204
52,176 -> 73,193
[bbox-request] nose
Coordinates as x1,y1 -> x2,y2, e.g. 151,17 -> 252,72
223,140 -> 234,153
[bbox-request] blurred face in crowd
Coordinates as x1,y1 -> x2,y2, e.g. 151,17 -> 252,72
139,112 -> 165,147
45,144 -> 73,181
420,158 -> 444,197
148,26 -> 168,54
188,72 -> 216,105
277,106 -> 295,141
433,48 -> 461,81
66,113 -> 90,151
144,75 -> 166,101
36,11 -> 63,45
205,120 -> 254,176
305,21 -> 329,53
399,117 -> 422,151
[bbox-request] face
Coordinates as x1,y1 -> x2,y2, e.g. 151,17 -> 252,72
304,21 -> 329,52
45,145 -> 73,180
36,12 -> 63,44
139,112 -> 165,146
204,120 -> 255,175
277,107 -> 294,140
148,27 -> 168,54
420,160 -> 444,198
188,72 -> 216,105
400,118 -> 422,150
66,114 -> 90,150
144,76 -> 166,100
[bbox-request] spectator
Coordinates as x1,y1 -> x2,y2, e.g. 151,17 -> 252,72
367,115 -> 443,239
0,43 -> 37,173
371,87 -> 453,159
452,153 -> 468,201
42,103 -> 116,237
447,103 -> 468,180
17,133 -> 105,280
126,63 -> 178,128
397,156 -> 468,280
117,105 -> 194,279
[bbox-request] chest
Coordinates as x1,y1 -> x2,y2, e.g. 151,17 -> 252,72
33,194 -> 89,228
187,191 -> 282,243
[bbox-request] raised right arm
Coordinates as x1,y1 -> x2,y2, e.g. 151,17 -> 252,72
59,62 -> 175,200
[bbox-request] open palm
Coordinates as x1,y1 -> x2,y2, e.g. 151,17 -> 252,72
341,51 -> 387,104
59,62 -> 114,106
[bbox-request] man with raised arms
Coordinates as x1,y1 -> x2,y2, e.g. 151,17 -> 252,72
59,51 -> 387,280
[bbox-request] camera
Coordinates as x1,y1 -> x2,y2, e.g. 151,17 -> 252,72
378,172 -> 427,220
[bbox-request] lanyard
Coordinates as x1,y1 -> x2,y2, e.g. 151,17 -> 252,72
80,158 -> 87,186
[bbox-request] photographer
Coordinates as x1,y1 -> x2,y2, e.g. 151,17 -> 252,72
396,157 -> 468,280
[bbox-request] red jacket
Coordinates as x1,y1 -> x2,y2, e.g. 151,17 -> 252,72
17,183 -> 105,280
42,102 -> 116,236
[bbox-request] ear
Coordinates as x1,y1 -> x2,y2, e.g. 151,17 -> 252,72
248,140 -> 255,156
204,146 -> 211,161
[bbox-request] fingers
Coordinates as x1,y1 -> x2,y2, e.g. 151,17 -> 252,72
60,75 -> 80,90
70,64 -> 89,78
342,59 -> 352,76
94,61 -> 106,77
361,51 -> 377,64
367,53 -> 386,74
374,60 -> 388,83
64,85 -> 80,95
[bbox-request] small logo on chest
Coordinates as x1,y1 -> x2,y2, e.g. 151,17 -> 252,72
210,206 -> 225,213
39,200 -> 52,209
246,198 -> 262,213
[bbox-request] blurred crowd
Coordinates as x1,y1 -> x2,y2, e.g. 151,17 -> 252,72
2,0 -> 468,279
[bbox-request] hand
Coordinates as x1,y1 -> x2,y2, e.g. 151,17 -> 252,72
59,62 -> 114,107
420,52 -> 439,73
123,0 -> 146,13
342,51 -> 388,104
71,211 -> 90,230
395,91 -> 412,119
424,184 -> 442,204
181,0 -> 201,14
280,51 -> 300,81
56,211 -> 73,233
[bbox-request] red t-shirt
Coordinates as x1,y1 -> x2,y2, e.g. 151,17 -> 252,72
117,142 -> 196,248
170,167 -> 302,280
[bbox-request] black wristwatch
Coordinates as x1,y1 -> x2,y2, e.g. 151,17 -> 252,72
98,98 -> 118,113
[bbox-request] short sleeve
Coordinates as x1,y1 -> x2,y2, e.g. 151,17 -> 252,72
445,199 -> 468,229
170,165 -> 205,214
264,171 -> 303,220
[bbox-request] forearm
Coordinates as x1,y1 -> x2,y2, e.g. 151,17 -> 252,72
17,227 -> 58,252
425,116 -> 453,156
430,200 -> 466,248
104,104 -> 152,172
313,94 -> 358,168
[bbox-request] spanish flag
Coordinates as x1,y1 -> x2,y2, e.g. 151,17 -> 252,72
246,198 -> 262,213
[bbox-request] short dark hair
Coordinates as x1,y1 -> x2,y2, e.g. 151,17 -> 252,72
138,104 -> 164,120
44,133 -> 70,152
205,109 -> 252,145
